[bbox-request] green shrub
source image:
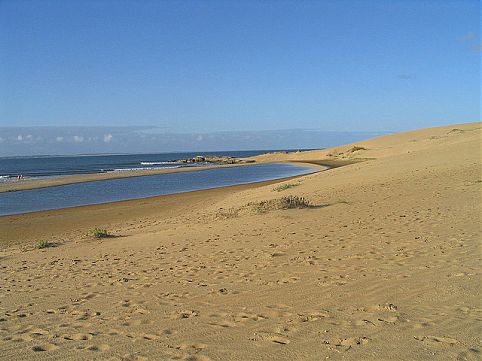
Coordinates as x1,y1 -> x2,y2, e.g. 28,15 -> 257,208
89,227 -> 110,239
36,240 -> 51,249
273,183 -> 299,192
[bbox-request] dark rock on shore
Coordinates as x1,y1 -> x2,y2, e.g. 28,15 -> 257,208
176,155 -> 255,165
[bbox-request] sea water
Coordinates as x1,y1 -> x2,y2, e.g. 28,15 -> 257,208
0,163 -> 317,216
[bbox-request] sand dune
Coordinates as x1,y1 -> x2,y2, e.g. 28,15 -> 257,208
0,122 -> 480,360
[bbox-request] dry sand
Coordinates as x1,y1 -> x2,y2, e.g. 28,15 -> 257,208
0,122 -> 480,360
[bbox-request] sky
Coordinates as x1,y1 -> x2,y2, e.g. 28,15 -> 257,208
0,0 -> 480,155
0,126 -> 387,156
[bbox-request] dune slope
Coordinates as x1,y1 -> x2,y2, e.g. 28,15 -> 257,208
0,122 -> 480,360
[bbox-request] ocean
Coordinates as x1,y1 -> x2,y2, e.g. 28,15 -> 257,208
0,150 -> 296,180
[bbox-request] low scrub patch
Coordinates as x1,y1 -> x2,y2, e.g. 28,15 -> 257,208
273,183 -> 299,192
216,208 -> 239,219
247,195 -> 313,213
89,227 -> 111,239
348,146 -> 367,153
36,240 -> 51,249
215,196 -> 318,219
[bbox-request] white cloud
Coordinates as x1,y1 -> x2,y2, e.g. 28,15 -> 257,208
73,135 -> 84,143
196,135 -> 204,141
103,133 -> 113,143
56,136 -> 64,142
16,134 -> 33,142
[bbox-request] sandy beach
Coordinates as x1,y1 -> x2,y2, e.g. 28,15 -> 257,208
0,122 -> 480,360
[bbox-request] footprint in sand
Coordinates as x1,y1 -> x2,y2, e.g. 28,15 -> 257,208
414,335 -> 458,346
176,342 -> 207,351
250,331 -> 291,345
184,355 -> 212,361
273,323 -> 299,334
75,344 -> 111,352
457,348 -> 481,361
31,343 -> 60,352
276,276 -> 300,284
368,303 -> 398,312
30,328 -> 50,337
63,333 -> 94,341
7,334 -> 34,342
322,336 -> 370,351
162,328 -> 177,335
119,353 -> 149,361
120,318 -> 152,327
171,310 -> 199,319
297,310 -> 330,322
377,315 -> 399,323
138,333 -> 160,341
208,320 -> 236,328
353,319 -> 377,327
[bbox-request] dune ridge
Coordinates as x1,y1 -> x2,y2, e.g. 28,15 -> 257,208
0,122 -> 480,360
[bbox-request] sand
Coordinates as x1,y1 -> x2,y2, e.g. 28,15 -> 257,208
0,122 -> 480,360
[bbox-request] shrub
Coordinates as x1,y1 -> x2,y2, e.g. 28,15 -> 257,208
216,208 -> 239,219
278,195 -> 311,209
36,240 -> 51,249
89,227 -> 110,239
273,183 -> 299,192
348,146 -> 366,152
246,196 -> 312,213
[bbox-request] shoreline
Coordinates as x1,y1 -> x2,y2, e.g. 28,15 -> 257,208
0,157 -> 345,193
0,162 -> 251,193
0,164 -> 324,218
0,170 -> 324,246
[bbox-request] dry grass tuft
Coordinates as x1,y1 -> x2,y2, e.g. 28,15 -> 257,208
347,146 -> 367,153
273,183 -> 300,192
215,196 -> 318,219
89,228 -> 111,239
36,240 -> 51,249
246,196 -> 313,214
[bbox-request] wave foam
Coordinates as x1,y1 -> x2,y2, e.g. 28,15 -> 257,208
140,161 -> 180,165
111,166 -> 182,172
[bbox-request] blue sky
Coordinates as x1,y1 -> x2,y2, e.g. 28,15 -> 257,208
0,0 -> 480,136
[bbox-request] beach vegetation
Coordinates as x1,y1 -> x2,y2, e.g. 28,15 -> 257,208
216,208 -> 239,219
273,183 -> 299,192
348,146 -> 367,152
278,195 -> 312,209
36,240 -> 51,249
217,195 -> 318,218
248,195 -> 313,213
89,227 -> 111,239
